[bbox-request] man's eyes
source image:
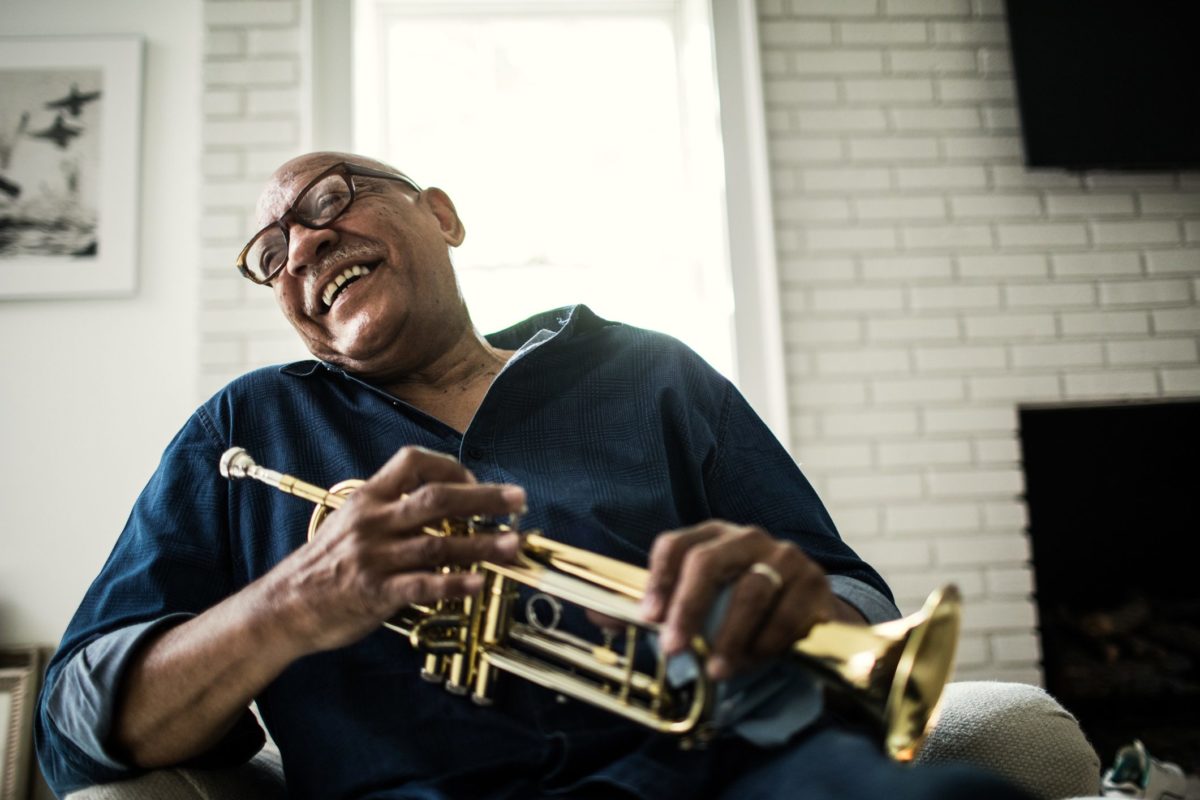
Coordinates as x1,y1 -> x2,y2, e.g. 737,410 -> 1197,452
315,190 -> 350,210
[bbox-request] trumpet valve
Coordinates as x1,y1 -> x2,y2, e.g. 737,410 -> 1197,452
420,655 -> 445,683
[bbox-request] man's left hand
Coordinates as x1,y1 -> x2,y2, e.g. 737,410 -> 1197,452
640,521 -> 863,681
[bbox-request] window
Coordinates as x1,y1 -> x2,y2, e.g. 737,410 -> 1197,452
353,0 -> 734,377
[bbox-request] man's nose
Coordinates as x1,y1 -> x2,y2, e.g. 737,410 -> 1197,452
283,223 -> 338,276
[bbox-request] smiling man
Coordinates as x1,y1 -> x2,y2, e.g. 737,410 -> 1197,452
36,152 -> 1029,800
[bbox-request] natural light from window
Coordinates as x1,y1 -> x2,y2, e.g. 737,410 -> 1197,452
354,1 -> 734,378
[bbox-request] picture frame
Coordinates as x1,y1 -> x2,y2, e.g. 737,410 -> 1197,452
0,648 -> 41,800
0,36 -> 143,299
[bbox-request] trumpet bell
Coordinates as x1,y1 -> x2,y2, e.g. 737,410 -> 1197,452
883,584 -> 961,761
793,584 -> 961,761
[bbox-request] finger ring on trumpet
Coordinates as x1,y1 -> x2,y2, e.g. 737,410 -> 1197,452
748,562 -> 784,591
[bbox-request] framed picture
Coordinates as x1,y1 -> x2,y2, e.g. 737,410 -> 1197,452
0,648 -> 41,800
0,36 -> 143,299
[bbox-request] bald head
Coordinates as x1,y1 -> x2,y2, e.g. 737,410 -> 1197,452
256,151 -> 412,225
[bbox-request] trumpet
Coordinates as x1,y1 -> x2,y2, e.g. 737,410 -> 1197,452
220,447 -> 961,760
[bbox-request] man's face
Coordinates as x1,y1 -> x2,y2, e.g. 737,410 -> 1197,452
257,153 -> 468,379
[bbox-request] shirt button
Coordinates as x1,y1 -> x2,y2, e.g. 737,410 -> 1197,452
466,447 -> 485,461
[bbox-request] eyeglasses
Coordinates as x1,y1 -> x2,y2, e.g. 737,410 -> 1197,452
235,162 -> 422,285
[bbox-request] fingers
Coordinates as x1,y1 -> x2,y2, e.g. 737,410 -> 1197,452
282,446 -> 527,653
707,556 -> 787,678
337,456 -> 526,608
642,523 -> 724,622
380,481 -> 526,532
379,529 -> 522,574
365,445 -> 478,499
343,446 -> 526,546
349,566 -> 494,626
708,547 -> 832,680
653,523 -> 766,654
380,570 -> 488,608
643,521 -> 836,682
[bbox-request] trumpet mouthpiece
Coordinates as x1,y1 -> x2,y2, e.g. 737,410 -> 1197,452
219,447 -> 255,480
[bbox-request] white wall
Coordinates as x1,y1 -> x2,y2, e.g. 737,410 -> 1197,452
197,0 -> 311,397
0,0 -> 202,646
759,0 -> 1200,682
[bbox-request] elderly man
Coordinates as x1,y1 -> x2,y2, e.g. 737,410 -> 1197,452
36,153 -> 1027,799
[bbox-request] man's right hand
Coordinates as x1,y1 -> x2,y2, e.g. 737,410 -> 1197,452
113,445 -> 524,768
273,445 -> 526,655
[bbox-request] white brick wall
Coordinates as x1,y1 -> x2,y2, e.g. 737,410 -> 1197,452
761,0 -> 1200,681
200,0 -> 308,400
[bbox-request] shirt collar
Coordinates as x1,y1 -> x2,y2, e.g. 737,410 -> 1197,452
484,304 -> 609,349
278,304 -> 612,379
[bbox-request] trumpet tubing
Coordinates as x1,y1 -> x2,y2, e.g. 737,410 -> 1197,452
220,447 -> 961,759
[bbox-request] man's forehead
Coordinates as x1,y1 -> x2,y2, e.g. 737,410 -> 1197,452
255,154 -> 334,223
254,152 -> 402,224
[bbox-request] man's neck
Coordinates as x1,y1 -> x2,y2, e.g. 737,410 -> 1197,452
379,332 -> 515,434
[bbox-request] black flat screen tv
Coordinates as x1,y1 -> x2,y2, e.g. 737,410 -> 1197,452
1005,1 -> 1200,170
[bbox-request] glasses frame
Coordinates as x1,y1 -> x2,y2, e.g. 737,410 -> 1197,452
235,162 -> 423,285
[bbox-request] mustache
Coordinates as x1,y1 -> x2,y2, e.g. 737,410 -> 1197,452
310,243 -> 383,279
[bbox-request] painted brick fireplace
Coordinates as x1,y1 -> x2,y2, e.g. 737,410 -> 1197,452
1018,400 -> 1200,770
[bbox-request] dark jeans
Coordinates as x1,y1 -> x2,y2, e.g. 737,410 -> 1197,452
705,724 -> 1033,800
399,717 -> 1034,800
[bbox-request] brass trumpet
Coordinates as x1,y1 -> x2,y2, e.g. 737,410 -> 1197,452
220,447 -> 960,760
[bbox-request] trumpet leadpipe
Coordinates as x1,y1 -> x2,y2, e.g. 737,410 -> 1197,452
220,447 -> 348,510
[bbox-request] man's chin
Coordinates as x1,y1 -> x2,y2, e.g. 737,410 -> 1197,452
309,332 -> 398,374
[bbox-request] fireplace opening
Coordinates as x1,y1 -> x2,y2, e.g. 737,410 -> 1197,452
1019,399 -> 1200,774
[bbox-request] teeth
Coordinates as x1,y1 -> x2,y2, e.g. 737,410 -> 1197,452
322,264 -> 372,308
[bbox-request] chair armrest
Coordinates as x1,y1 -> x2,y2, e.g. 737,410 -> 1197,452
64,747 -> 284,800
916,681 -> 1101,800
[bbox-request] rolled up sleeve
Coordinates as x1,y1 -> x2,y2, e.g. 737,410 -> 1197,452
38,617 -> 266,795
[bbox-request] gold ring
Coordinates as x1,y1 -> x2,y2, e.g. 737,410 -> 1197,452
748,562 -> 784,592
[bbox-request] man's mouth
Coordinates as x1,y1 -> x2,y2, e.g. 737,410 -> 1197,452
320,262 -> 379,311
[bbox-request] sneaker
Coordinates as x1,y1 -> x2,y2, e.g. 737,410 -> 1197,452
1101,740 -> 1188,800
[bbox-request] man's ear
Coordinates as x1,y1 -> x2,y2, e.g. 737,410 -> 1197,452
420,187 -> 466,247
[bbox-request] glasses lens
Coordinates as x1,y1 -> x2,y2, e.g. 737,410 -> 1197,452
237,169 -> 360,284
296,173 -> 353,227
244,227 -> 287,282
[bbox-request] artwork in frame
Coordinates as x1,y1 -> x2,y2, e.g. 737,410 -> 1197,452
0,36 -> 143,299
0,648 -> 42,800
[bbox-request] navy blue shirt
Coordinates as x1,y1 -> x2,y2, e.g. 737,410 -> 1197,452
37,306 -> 897,798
